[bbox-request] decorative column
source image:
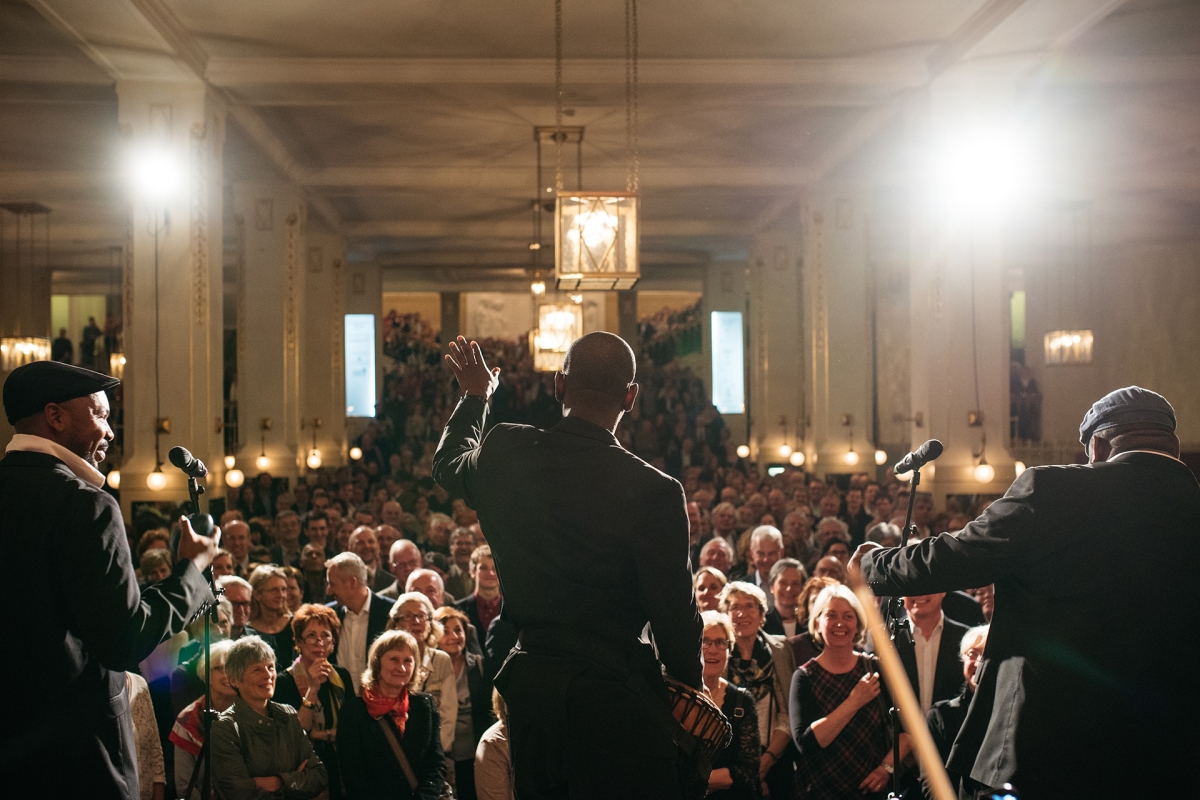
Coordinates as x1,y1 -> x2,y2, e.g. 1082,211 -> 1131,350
231,182 -> 307,485
908,71 -> 1017,505
747,229 -> 804,468
115,80 -> 225,514
303,230 -> 347,469
800,187 -> 874,476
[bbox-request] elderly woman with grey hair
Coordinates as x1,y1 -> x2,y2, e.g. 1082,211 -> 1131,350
389,591 -> 457,752
720,580 -> 797,799
210,635 -> 328,800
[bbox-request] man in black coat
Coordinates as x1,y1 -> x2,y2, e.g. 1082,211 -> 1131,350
0,361 -> 218,800
892,593 -> 969,712
434,333 -> 703,799
324,551 -> 392,693
852,387 -> 1200,800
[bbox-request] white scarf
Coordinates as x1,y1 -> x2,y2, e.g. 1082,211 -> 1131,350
6,433 -> 106,488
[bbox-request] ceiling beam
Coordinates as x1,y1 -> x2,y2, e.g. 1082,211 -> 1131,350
306,165 -> 809,190
346,218 -> 748,239
205,56 -> 929,90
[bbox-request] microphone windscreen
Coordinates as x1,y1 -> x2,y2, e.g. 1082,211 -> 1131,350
168,446 -> 193,470
921,439 -> 944,461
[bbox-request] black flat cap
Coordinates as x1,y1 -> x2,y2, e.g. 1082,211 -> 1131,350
3,361 -> 120,425
1079,386 -> 1175,446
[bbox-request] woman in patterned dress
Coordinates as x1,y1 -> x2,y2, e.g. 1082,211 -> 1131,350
788,585 -> 910,799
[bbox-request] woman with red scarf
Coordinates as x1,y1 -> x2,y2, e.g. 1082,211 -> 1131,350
339,629 -> 448,799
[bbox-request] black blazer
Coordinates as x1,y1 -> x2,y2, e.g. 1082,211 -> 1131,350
861,452 -> 1200,797
941,590 -> 986,628
338,691 -> 447,800
453,592 -> 484,637
893,614 -> 970,710
433,397 -> 703,688
0,450 -> 211,800
329,592 -> 394,670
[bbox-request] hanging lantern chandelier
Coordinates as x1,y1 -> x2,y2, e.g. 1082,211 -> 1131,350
552,0 -> 640,291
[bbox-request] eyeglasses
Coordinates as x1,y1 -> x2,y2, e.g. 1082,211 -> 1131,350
964,649 -> 985,662
229,601 -> 252,609
396,613 -> 428,625
302,633 -> 335,645
701,638 -> 730,650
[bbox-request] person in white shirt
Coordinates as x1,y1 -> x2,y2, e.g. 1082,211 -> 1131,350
899,592 -> 970,713
325,552 -> 390,694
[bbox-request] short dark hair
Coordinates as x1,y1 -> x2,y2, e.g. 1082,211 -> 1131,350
304,510 -> 328,530
562,332 -> 636,406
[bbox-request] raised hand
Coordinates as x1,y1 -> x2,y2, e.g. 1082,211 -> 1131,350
178,516 -> 220,573
445,335 -> 500,400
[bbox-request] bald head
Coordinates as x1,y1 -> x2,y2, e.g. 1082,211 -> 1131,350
560,331 -> 636,408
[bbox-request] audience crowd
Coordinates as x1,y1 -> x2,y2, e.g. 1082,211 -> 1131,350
118,318 -> 996,800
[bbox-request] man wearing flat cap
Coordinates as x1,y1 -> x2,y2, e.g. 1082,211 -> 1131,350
0,361 -> 220,800
850,387 -> 1200,800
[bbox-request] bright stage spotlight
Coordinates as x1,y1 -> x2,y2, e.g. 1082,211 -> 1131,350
929,125 -> 1033,216
129,146 -> 185,202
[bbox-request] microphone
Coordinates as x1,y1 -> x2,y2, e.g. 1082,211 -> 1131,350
168,446 -> 209,479
894,439 -> 943,474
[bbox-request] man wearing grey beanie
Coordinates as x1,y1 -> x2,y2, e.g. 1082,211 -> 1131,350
850,386 -> 1200,800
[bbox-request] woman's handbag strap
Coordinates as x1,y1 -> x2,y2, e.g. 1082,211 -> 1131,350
376,717 -> 420,792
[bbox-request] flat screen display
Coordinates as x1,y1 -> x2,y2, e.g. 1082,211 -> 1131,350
710,311 -> 745,415
345,314 -> 376,417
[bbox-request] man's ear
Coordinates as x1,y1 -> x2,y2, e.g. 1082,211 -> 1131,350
1087,435 -> 1111,464
554,372 -> 565,404
622,382 -> 639,413
42,402 -> 69,433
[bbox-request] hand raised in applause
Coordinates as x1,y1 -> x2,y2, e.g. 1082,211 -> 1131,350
177,516 -> 221,573
445,335 -> 500,400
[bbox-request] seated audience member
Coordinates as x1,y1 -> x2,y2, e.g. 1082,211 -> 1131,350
282,565 -> 306,613
812,555 -> 847,583
139,548 -> 173,586
246,565 -> 294,667
338,630 -> 448,800
381,539 -> 424,600
818,538 -> 852,566
740,526 -> 785,596
223,520 -> 254,577
763,558 -> 807,637
700,611 -> 760,800
694,565 -> 728,612
407,567 -> 449,608
790,585 -> 910,799
895,593 -> 969,714
787,576 -> 840,666
275,604 -> 354,800
435,607 -> 496,800
699,536 -> 736,577
865,521 -> 902,547
270,509 -> 305,568
210,636 -> 328,800
349,526 -> 394,592
375,524 -> 401,565
423,512 -> 455,556
211,548 -> 235,580
720,581 -> 797,799
301,543 -> 328,602
781,510 -> 815,563
218,575 -> 255,640
928,625 -> 990,796
445,528 -> 478,601
126,671 -> 166,800
390,592 -> 457,752
454,546 -> 502,642
326,552 -> 393,695
172,640 -> 237,800
304,511 -> 332,557
474,690 -> 513,800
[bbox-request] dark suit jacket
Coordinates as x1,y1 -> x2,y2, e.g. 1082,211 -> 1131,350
328,592 -> 394,670
338,691 -> 447,800
941,590 -> 986,628
453,592 -> 484,637
861,452 -> 1200,797
433,397 -> 703,689
894,614 -> 970,710
0,450 -> 211,800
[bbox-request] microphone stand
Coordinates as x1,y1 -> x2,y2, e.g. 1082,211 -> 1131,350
883,466 -> 921,799
181,472 -> 221,800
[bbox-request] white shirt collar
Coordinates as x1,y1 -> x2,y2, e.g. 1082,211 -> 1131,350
347,591 -> 372,617
6,434 -> 106,488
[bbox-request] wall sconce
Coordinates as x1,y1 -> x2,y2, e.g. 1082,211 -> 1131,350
302,418 -> 323,470
256,418 -> 272,471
